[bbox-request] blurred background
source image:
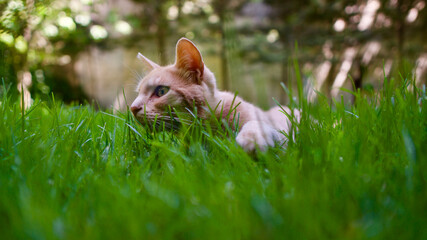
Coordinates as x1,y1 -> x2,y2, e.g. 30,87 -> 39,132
0,0 -> 426,110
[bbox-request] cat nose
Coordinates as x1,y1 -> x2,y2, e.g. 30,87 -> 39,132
131,105 -> 142,115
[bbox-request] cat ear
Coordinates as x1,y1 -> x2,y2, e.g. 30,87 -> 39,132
137,52 -> 160,72
175,38 -> 204,83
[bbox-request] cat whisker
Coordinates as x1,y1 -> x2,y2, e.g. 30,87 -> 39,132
125,65 -> 144,83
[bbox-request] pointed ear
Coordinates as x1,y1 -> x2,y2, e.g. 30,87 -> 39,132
137,52 -> 160,72
175,38 -> 204,83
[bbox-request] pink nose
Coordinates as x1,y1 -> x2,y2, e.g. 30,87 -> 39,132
131,105 -> 142,115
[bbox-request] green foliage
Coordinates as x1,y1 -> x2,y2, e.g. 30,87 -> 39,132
1,76 -> 426,239
0,0 -> 113,100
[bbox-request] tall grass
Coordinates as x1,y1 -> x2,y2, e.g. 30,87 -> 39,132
0,74 -> 426,239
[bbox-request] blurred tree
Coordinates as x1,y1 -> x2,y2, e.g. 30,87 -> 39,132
1,0 -> 426,106
263,0 -> 426,100
212,0 -> 232,90
155,0 -> 169,65
0,0 -> 105,102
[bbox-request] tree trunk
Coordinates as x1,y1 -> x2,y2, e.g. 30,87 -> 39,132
177,0 -> 183,21
280,54 -> 289,104
396,0 -> 405,70
155,0 -> 168,65
219,11 -> 230,91
353,58 -> 365,104
213,0 -> 231,91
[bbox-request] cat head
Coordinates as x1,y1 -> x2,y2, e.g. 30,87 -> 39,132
131,38 -> 217,128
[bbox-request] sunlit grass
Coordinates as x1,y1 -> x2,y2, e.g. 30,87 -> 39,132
0,76 -> 426,239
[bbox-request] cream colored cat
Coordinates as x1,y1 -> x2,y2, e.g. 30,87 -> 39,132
130,38 -> 300,151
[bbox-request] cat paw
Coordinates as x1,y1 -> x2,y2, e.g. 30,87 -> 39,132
235,121 -> 281,152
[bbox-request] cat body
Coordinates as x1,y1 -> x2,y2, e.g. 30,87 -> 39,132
131,38 -> 299,151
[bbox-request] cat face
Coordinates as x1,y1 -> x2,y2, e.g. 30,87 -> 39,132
131,38 -> 217,128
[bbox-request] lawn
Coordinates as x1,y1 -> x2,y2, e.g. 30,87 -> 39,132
0,78 -> 426,239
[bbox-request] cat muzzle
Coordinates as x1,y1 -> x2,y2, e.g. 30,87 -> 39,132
131,105 -> 142,116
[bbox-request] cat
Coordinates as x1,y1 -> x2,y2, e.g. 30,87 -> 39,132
130,38 -> 300,151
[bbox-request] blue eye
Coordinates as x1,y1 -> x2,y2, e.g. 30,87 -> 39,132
154,86 -> 170,97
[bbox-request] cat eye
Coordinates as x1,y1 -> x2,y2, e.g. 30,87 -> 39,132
154,85 -> 170,97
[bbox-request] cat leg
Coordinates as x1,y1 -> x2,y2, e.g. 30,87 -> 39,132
235,121 -> 283,152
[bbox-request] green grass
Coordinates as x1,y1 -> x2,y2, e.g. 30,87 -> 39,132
0,78 -> 426,240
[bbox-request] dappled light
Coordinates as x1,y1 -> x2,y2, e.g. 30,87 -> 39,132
362,41 -> 381,65
266,29 -> 279,43
415,54 -> 427,86
333,19 -> 346,32
90,25 -> 108,40
331,47 -> 357,98
358,0 -> 381,31
115,20 -> 133,35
